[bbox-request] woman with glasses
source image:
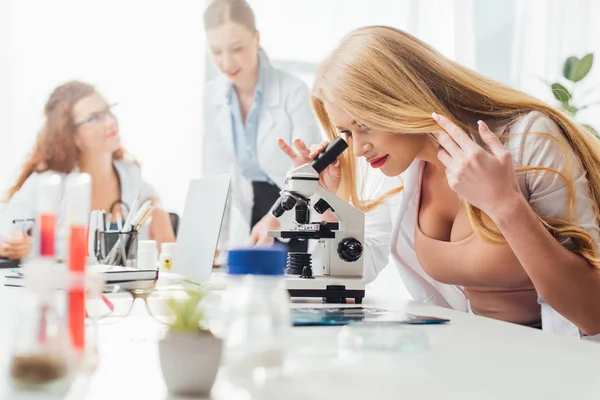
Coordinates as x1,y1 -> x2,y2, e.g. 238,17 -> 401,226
0,81 -> 176,260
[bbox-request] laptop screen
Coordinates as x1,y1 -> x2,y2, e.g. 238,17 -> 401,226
171,176 -> 231,282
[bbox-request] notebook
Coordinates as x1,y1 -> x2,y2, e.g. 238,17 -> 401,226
3,265 -> 158,288
88,265 -> 159,283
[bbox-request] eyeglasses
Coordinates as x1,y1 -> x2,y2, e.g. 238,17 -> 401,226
85,283 -> 186,326
73,102 -> 118,128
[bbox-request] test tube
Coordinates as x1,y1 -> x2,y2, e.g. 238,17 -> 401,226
65,173 -> 91,352
36,174 -> 61,258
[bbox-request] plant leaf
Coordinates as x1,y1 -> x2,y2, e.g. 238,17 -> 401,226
551,83 -> 572,103
563,56 -> 579,81
571,53 -> 594,82
561,102 -> 578,116
166,288 -> 207,334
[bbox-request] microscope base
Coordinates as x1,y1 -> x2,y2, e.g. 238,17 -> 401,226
284,276 -> 365,304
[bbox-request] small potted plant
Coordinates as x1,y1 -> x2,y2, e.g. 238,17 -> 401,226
158,284 -> 222,396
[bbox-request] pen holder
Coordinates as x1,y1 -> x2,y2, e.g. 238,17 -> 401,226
99,231 -> 139,267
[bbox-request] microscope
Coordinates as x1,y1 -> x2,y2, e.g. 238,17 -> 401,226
269,137 -> 366,304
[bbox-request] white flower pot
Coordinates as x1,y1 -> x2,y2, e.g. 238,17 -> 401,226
158,332 -> 223,396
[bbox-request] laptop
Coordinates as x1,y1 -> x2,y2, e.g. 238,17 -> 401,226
171,176 -> 231,283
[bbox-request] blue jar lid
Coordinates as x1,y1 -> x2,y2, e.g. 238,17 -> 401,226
227,246 -> 287,276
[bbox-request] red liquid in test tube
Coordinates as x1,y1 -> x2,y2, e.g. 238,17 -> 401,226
36,175 -> 61,344
68,225 -> 87,351
36,174 -> 61,258
39,213 -> 57,257
65,173 -> 91,352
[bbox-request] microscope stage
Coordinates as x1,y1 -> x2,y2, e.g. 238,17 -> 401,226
284,275 -> 365,304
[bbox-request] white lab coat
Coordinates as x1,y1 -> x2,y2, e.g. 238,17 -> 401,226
363,111 -> 598,336
203,63 -> 322,249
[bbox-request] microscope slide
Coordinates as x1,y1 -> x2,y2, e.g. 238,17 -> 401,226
291,307 -> 450,326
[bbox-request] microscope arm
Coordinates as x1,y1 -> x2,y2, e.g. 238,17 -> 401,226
312,186 -> 364,233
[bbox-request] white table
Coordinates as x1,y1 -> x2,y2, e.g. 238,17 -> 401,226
0,271 -> 600,400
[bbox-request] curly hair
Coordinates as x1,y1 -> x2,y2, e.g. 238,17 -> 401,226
7,81 -> 126,199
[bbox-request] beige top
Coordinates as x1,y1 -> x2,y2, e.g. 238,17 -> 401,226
414,161 -> 541,327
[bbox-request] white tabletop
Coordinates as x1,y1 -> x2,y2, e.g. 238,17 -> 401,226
0,270 -> 599,400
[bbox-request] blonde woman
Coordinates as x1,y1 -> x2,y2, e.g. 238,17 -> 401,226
263,26 -> 600,337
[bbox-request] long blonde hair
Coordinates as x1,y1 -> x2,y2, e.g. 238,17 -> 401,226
312,26 -> 600,268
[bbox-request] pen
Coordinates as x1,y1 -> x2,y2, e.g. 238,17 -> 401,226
116,212 -> 126,264
100,210 -> 107,232
103,201 -> 150,265
135,205 -> 155,230
101,295 -> 115,312
103,197 -> 153,266
124,195 -> 140,228
116,212 -> 123,232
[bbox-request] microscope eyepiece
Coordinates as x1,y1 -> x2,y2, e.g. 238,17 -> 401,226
310,137 -> 348,174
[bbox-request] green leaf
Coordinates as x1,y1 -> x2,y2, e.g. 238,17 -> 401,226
563,56 -> 579,81
551,83 -> 572,103
561,102 -> 578,116
571,53 -> 594,82
165,288 -> 208,334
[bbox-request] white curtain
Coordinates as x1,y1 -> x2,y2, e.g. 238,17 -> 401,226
0,0 -> 206,214
511,0 -> 600,129
242,0 -> 476,88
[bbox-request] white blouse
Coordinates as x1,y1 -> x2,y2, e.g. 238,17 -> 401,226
363,111 -> 600,336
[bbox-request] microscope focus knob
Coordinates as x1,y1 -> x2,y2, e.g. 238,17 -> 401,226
337,238 -> 363,262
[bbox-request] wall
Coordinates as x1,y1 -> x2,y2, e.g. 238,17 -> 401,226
474,0 -> 515,85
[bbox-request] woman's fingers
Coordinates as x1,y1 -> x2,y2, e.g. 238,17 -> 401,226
278,138 -> 299,160
293,138 -> 311,157
256,235 -> 274,245
309,141 -> 329,158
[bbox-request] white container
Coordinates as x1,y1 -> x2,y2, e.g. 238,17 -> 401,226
221,247 -> 290,379
138,240 -> 157,252
136,240 -> 157,270
159,243 -> 176,272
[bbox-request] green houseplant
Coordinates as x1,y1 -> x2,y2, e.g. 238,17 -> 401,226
550,53 -> 599,137
158,284 -> 222,396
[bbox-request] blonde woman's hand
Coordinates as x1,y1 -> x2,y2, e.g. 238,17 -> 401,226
433,113 -> 521,219
0,233 -> 33,260
277,138 -> 342,194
